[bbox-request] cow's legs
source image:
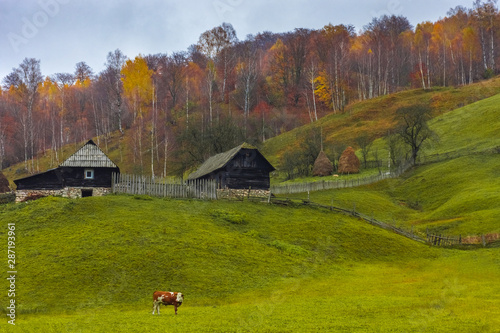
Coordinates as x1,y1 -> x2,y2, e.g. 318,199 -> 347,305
174,304 -> 178,315
152,301 -> 160,315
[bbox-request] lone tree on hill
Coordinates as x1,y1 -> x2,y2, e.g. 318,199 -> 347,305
395,104 -> 436,165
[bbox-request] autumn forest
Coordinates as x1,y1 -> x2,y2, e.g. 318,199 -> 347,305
1,1 -> 499,177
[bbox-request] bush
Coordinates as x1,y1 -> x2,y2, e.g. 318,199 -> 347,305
483,68 -> 495,79
0,192 -> 15,204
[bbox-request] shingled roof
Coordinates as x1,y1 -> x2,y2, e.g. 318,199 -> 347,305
59,140 -> 118,168
187,143 -> 273,180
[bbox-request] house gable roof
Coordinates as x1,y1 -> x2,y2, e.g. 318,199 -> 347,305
59,140 -> 118,168
187,143 -> 274,180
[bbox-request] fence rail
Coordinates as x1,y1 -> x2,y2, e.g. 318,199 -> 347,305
427,231 -> 500,247
112,173 -> 217,200
268,197 -> 426,243
271,162 -> 411,195
427,233 -> 461,246
271,147 -> 500,196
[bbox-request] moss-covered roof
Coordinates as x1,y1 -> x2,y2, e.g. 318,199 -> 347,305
187,143 -> 273,180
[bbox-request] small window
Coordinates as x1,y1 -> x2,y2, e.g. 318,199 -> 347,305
84,169 -> 94,179
81,189 -> 93,197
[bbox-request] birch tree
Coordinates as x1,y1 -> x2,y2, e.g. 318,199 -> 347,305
3,58 -> 43,172
104,49 -> 127,133
473,0 -> 498,75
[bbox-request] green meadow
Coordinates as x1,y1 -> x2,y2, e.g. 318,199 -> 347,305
1,195 -> 500,332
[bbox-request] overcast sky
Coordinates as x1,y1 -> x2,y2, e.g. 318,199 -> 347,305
1,0 -> 474,82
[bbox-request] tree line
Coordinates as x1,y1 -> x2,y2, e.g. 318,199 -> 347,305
0,1 -> 498,176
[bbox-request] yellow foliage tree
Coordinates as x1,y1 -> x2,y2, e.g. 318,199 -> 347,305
121,55 -> 154,174
121,56 -> 153,119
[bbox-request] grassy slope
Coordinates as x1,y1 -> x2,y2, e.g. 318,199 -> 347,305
291,154 -> 500,235
1,195 -> 499,332
262,77 -> 500,168
425,92 -> 500,155
0,196 -> 500,332
280,92 -> 500,236
0,196 -> 430,310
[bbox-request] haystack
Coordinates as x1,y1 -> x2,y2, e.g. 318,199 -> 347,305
312,151 -> 333,177
0,171 -> 10,193
338,146 -> 360,174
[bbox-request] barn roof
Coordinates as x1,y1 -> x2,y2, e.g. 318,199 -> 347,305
187,143 -> 274,180
59,140 -> 118,168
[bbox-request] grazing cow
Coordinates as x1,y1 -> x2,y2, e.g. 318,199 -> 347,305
152,291 -> 184,315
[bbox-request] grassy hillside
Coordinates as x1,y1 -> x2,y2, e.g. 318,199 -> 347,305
0,195 -> 431,311
425,93 -> 500,156
278,91 -> 500,236
285,154 -> 500,236
1,195 -> 499,332
262,77 -> 500,168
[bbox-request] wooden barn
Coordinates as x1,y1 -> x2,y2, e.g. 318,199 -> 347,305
14,140 -> 120,202
187,143 -> 275,190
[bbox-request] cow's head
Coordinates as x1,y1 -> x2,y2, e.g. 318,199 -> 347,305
176,292 -> 184,303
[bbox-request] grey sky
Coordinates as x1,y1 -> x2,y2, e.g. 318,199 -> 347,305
1,0 -> 473,82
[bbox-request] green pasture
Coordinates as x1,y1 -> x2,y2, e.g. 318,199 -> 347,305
281,154 -> 500,237
277,88 -> 500,236
1,196 -> 500,332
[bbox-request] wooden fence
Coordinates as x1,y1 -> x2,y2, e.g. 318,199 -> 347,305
268,197 -> 426,244
427,233 -> 462,246
111,173 -> 217,200
270,147 -> 499,195
427,231 -> 500,247
271,162 -> 412,195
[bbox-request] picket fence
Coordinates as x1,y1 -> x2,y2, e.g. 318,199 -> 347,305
271,161 -> 411,195
111,173 -> 217,200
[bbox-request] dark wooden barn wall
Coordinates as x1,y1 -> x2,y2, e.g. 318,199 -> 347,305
200,150 -> 273,190
15,169 -> 63,190
60,167 -> 118,187
15,167 -> 119,190
223,168 -> 270,189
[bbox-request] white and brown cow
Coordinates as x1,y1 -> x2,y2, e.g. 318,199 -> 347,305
152,291 -> 184,315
